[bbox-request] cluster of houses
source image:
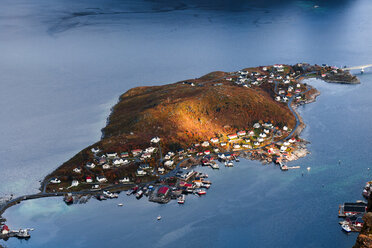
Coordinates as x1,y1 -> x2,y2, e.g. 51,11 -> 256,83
229,64 -> 321,104
48,137 -> 163,189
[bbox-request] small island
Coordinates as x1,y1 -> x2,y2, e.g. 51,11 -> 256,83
0,63 -> 359,240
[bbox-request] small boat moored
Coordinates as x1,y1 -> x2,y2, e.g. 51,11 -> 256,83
196,189 -> 207,195
16,229 -> 31,239
178,194 -> 185,204
341,223 -> 351,233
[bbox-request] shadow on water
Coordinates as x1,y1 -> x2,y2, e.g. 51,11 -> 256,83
47,0 -> 357,34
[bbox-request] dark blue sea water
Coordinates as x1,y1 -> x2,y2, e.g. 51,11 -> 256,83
1,0 -> 372,247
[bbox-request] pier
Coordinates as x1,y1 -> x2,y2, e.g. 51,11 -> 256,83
342,64 -> 372,73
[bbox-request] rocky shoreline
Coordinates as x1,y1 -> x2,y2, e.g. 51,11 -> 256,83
0,63 -> 360,243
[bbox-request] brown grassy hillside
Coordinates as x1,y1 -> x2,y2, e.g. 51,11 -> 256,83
47,70 -> 295,182
102,77 -> 295,147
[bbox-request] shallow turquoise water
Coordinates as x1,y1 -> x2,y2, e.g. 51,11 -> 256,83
1,0 -> 372,247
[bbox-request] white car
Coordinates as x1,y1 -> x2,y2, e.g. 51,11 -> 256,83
50,178 -> 61,184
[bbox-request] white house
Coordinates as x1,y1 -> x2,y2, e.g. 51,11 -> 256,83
151,137 -> 161,143
91,147 -> 100,153
284,141 -> 290,146
106,152 -> 118,159
264,129 -> 270,134
296,83 -> 301,88
204,150 -> 211,155
283,126 -> 288,131
275,96 -> 281,101
258,137 -> 264,143
249,131 -> 255,136
113,158 -> 124,166
201,141 -> 210,147
102,164 -> 111,169
119,177 -> 130,183
164,160 -> 174,167
259,133 -> 267,138
71,180 -> 79,187
233,144 -> 241,149
141,153 -> 152,159
213,148 -> 219,153
50,178 -> 61,184
86,162 -> 96,169
158,167 -> 165,173
253,123 -> 261,129
254,141 -> 260,146
210,137 -> 219,143
136,169 -> 146,176
220,142 -> 227,146
96,176 -> 108,183
280,146 -> 287,152
145,147 -> 156,153
86,176 -> 93,183
73,167 -> 82,173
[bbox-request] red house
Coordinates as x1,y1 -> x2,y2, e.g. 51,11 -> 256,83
157,186 -> 169,197
1,224 -> 9,234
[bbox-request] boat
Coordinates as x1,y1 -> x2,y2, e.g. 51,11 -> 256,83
16,229 -> 31,239
211,163 -> 219,169
235,158 -> 240,162
307,167 -> 311,171
361,68 -> 365,74
202,183 -> 210,189
157,215 -> 162,220
118,203 -> 123,207
136,190 -> 143,199
341,223 -> 351,233
178,194 -> 185,204
196,189 -> 207,195
227,161 -> 234,167
95,194 -> 106,201
63,193 -> 74,205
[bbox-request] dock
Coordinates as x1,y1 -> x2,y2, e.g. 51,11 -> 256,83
338,202 -> 367,217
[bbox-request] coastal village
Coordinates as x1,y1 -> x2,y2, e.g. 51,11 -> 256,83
0,63 -> 360,241
337,181 -> 372,234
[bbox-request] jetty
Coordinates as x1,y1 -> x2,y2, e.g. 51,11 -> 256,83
338,201 -> 367,217
342,64 -> 372,73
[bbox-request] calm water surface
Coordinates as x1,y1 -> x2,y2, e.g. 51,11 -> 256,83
1,0 -> 372,247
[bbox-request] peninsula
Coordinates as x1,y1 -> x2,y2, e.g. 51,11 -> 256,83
0,63 -> 359,240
